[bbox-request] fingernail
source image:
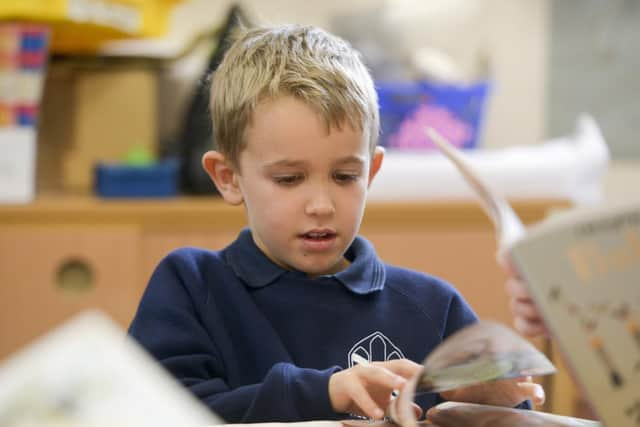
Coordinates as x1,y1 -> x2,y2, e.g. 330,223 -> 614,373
373,408 -> 385,419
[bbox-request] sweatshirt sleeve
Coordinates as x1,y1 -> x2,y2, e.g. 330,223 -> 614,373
128,250 -> 342,423
199,363 -> 342,422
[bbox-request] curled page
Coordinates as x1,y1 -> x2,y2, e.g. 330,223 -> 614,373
383,321 -> 555,427
426,127 -> 526,263
417,321 -> 555,393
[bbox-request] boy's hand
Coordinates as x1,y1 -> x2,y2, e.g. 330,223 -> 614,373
328,359 -> 422,419
439,376 -> 545,408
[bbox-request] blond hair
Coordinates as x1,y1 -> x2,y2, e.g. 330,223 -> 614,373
209,24 -> 379,168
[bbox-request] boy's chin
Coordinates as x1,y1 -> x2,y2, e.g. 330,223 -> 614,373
299,256 -> 350,277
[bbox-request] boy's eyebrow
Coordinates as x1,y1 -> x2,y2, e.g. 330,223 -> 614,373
263,159 -> 309,168
334,155 -> 366,166
263,156 -> 366,168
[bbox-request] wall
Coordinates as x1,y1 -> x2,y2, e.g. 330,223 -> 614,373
550,0 -> 640,160
549,0 -> 640,203
120,0 -> 548,150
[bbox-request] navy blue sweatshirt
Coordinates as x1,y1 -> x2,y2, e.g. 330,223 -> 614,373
129,228 -> 478,422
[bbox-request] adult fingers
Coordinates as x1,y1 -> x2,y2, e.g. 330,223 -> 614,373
509,298 -> 542,321
504,277 -> 532,300
513,316 -> 547,338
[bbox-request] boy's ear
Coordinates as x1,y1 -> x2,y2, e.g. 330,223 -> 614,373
367,146 -> 385,188
201,151 -> 244,205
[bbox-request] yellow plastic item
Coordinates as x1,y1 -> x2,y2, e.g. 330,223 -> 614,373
0,0 -> 183,53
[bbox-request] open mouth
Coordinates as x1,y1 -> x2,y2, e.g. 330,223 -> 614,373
302,230 -> 336,241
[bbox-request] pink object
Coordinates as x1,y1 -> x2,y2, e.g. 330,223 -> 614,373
388,104 -> 473,150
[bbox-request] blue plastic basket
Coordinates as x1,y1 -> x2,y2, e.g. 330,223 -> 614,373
95,159 -> 178,198
376,80 -> 490,150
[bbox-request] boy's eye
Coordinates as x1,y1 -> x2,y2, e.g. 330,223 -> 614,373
274,175 -> 303,185
333,172 -> 360,184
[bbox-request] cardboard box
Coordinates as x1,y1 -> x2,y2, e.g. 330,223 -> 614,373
37,61 -> 158,194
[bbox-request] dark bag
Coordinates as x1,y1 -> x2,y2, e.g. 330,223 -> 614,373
178,5 -> 248,195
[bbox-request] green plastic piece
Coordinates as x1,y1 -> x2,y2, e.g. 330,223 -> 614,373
124,145 -> 155,167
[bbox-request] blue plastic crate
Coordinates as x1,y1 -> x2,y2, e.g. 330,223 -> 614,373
95,159 -> 178,198
376,80 -> 490,150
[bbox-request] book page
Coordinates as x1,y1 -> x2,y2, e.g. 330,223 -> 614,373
416,321 -> 555,393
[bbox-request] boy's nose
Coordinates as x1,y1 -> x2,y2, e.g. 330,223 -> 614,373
304,187 -> 335,217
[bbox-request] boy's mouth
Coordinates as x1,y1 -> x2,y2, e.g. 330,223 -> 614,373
299,230 -> 337,253
300,229 -> 336,242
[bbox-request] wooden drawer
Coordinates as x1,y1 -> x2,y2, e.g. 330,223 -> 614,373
0,225 -> 141,359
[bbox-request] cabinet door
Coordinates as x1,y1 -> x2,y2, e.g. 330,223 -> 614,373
363,229 -> 512,324
0,226 -> 140,359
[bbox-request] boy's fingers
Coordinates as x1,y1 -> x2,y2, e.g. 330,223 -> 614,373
348,381 -> 385,419
517,380 -> 545,406
358,363 -> 408,391
370,358 -> 422,379
411,402 -> 424,419
329,360 -> 421,416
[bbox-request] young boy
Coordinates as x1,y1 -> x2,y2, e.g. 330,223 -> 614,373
128,24 -> 543,423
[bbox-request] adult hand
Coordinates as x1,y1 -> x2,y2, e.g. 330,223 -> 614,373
505,277 -> 549,338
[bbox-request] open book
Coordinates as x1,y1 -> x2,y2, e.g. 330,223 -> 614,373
345,321 -> 597,427
425,126 -> 640,427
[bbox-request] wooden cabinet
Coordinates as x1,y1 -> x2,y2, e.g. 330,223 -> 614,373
0,225 -> 140,358
0,196 -> 248,360
0,196 -> 587,416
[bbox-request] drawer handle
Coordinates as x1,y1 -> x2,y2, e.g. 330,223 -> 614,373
56,258 -> 94,293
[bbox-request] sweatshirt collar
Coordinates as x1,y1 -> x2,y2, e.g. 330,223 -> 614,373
224,228 -> 385,295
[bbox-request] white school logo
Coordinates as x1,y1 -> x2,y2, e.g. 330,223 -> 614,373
348,331 -> 405,367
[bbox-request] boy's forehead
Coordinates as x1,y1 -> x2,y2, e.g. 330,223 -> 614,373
241,127 -> 370,168
242,136 -> 370,163
243,97 -> 369,154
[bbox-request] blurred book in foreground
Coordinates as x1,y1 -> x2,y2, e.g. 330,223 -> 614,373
0,310 -> 221,427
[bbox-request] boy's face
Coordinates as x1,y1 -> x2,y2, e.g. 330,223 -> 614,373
209,96 -> 383,276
